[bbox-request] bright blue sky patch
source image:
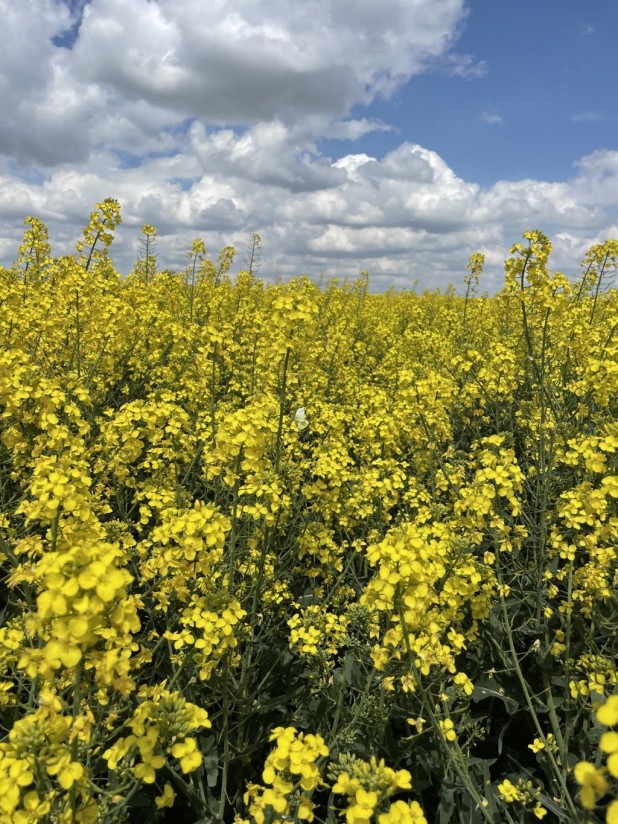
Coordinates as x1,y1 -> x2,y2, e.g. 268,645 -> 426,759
320,0 -> 617,186
52,0 -> 91,49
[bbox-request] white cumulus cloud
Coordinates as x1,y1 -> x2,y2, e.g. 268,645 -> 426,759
0,0 -> 617,293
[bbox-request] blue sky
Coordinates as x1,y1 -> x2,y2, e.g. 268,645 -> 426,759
0,0 -> 617,291
321,0 -> 617,185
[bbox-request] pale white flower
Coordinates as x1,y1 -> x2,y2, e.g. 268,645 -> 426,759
294,407 -> 309,432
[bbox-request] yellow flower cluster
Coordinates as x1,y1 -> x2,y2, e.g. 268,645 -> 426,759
497,778 -> 548,819
455,435 -> 525,527
569,654 -> 617,701
244,726 -> 329,823
361,519 -> 492,676
0,704 -> 90,822
330,754 -> 419,824
377,799 -> 427,824
103,686 -> 211,783
288,605 -> 350,658
164,595 -> 247,679
138,501 -> 231,605
0,206 -> 617,821
243,742 -> 427,824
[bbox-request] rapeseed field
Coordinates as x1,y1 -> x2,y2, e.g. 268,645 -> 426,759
0,200 -> 617,823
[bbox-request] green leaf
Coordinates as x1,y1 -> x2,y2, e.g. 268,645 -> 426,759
437,784 -> 455,824
343,652 -> 355,685
470,680 -> 519,715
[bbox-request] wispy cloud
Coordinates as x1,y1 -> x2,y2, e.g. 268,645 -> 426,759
581,24 -> 594,35
444,52 -> 488,80
481,111 -> 503,125
571,111 -> 604,123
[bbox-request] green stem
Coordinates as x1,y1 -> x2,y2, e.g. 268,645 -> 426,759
227,457 -> 242,592
496,563 -> 578,818
75,289 -> 81,379
69,657 -> 85,820
84,228 -> 102,271
218,656 -> 231,820
274,347 -> 291,472
395,594 -> 494,823
235,524 -> 271,756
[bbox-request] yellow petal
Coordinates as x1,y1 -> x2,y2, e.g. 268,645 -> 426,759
607,800 -> 618,824
600,731 -> 618,754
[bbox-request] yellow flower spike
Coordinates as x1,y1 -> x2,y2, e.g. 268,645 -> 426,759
38,588 -> 67,617
299,764 -> 319,792
46,640 -> 82,669
77,562 -> 105,590
45,750 -> 69,777
10,761 -> 35,788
